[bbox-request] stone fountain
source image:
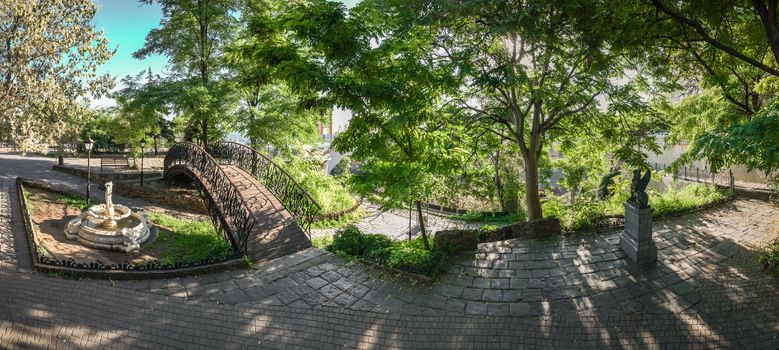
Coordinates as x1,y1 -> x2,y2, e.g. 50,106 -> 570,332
65,182 -> 151,253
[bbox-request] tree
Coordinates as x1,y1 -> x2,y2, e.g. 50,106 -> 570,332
239,0 -> 469,247
649,0 -> 779,77
428,0 -> 645,220
226,1 -> 324,154
0,0 -> 114,152
134,0 -> 238,148
689,102 -> 779,174
112,70 -> 171,158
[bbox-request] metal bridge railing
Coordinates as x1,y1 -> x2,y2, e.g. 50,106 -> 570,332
164,142 -> 256,254
208,142 -> 321,236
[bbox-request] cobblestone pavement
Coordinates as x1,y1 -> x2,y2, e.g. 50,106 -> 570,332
312,202 -> 479,240
2,153 -> 779,348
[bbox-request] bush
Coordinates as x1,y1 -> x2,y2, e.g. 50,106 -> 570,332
324,225 -> 446,276
542,183 -> 727,231
651,184 -> 726,216
329,225 -> 364,257
759,240 -> 779,276
384,237 -> 444,275
283,158 -> 357,216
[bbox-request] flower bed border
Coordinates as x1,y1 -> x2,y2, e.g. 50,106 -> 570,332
17,177 -> 244,279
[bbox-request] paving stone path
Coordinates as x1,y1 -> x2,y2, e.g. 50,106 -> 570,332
2,153 -> 779,348
311,202 -> 479,240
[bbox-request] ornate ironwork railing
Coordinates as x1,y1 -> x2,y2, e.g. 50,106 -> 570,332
164,142 -> 256,254
208,141 -> 321,235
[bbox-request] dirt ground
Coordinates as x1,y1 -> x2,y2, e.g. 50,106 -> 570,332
25,188 -> 181,266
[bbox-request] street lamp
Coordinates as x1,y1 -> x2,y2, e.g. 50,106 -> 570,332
139,138 -> 146,186
85,138 -> 94,206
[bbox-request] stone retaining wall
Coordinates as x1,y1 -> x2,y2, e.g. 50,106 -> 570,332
53,164 -> 162,182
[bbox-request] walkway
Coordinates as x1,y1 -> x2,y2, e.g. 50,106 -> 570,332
1,153 -> 779,348
220,165 -> 311,262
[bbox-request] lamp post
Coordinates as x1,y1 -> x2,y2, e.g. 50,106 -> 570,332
85,138 -> 94,206
140,138 -> 146,186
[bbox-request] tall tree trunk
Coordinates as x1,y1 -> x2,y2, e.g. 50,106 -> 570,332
524,151 -> 543,221
415,200 -> 431,250
201,118 -> 208,149
493,151 -> 506,212
153,136 -> 158,156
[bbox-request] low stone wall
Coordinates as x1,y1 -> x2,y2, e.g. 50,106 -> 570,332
53,164 -> 162,182
16,177 -> 244,279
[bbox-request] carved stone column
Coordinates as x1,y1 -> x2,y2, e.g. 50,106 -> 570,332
620,201 -> 656,268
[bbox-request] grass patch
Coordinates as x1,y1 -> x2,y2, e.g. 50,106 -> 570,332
23,190 -> 34,211
283,158 -> 358,215
311,234 -> 334,249
146,212 -> 234,264
320,225 -> 448,277
542,183 -> 728,231
55,194 -> 89,210
311,208 -> 366,229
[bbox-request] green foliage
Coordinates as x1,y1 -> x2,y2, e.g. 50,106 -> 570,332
689,103 -> 779,174
383,237 -> 443,275
328,225 -> 365,257
310,208 -> 366,229
651,184 -> 727,216
330,156 -> 352,177
543,181 -> 726,231
453,211 -> 527,225
323,225 -> 446,276
311,234 -> 334,249
146,212 -> 234,264
758,239 -> 779,276
135,0 -> 239,146
283,158 -> 357,215
55,194 -> 89,211
243,255 -> 256,270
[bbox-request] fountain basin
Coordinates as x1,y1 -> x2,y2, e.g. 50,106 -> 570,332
65,204 -> 151,253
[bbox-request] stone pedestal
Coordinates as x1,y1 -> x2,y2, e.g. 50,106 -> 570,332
620,202 -> 656,268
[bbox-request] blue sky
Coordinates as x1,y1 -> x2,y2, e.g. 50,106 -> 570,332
92,0 -> 359,96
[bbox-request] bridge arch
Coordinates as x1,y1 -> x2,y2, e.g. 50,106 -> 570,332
164,143 -> 256,254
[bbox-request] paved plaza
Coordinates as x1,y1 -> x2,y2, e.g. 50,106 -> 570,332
1,153 -> 779,348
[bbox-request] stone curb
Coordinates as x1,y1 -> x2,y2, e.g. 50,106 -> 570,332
16,177 -> 245,280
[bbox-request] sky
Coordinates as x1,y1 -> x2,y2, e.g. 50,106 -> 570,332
90,0 -> 359,110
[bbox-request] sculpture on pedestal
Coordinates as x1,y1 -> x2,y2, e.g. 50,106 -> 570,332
621,168 -> 656,269
65,182 -> 151,253
628,169 -> 651,208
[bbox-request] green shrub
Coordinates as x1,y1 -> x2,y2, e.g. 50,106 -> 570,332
651,184 -> 726,216
283,158 -> 357,215
542,183 -> 726,231
759,240 -> 779,276
329,225 -> 363,257
384,237 -> 444,275
325,225 -> 446,276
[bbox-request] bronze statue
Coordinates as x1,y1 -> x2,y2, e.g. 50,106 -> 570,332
629,169 -> 651,208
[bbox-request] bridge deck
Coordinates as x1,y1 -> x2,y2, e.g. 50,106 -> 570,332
220,165 -> 311,262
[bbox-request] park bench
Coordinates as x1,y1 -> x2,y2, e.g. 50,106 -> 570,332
100,156 -> 130,171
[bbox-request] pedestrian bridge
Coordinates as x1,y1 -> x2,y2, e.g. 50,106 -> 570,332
164,142 -> 320,262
